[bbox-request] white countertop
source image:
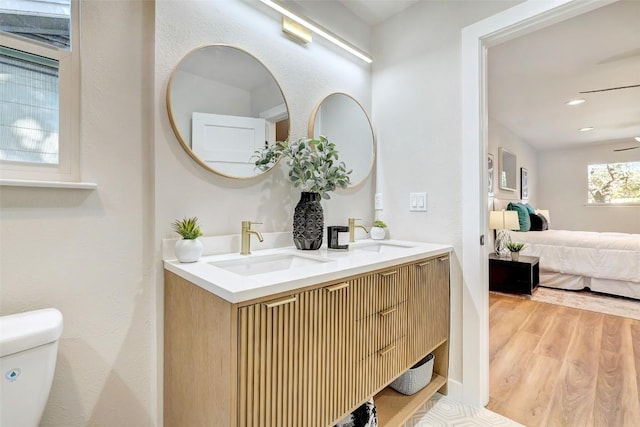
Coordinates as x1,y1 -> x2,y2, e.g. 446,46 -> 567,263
164,239 -> 452,303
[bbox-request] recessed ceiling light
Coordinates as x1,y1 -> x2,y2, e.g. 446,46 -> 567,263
579,127 -> 595,132
566,98 -> 586,106
635,136 -> 640,142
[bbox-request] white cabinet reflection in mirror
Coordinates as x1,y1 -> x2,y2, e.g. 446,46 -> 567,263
310,93 -> 375,186
192,113 -> 266,177
167,45 -> 289,179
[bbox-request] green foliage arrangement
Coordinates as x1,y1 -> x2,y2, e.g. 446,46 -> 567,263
172,217 -> 203,240
506,241 -> 525,252
254,136 -> 352,199
373,220 -> 387,228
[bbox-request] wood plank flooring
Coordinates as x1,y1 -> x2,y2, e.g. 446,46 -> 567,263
488,292 -> 640,427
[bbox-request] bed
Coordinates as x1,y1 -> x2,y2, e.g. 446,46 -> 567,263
492,199 -> 640,299
507,229 -> 640,299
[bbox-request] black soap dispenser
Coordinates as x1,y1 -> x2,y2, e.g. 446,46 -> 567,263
327,226 -> 349,250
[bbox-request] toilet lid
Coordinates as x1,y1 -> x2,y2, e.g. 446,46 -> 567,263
0,308 -> 63,357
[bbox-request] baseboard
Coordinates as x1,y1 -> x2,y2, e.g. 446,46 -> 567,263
445,378 -> 463,401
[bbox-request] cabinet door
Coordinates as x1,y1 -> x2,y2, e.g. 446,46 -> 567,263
237,282 -> 356,427
318,281 -> 357,425
237,294 -> 299,427
407,256 -> 450,365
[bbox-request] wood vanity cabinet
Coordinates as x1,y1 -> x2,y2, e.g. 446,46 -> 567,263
164,254 -> 450,427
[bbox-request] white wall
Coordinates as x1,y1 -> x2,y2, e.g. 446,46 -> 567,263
488,118 -> 539,207
0,1 -> 156,425
372,0 -> 519,388
539,140 -> 640,233
155,0 -> 375,240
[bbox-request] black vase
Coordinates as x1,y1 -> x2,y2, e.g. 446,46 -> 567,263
293,192 -> 324,250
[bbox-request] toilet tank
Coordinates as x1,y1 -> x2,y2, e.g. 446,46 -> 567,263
1,308 -> 63,427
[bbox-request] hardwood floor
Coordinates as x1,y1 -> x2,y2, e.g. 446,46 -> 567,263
488,292 -> 640,426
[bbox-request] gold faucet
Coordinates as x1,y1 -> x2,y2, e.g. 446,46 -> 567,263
241,221 -> 264,255
348,217 -> 369,243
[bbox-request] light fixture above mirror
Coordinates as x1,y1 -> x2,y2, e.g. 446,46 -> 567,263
257,0 -> 373,64
167,45 -> 289,179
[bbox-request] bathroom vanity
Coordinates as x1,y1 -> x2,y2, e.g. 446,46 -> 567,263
163,240 -> 451,426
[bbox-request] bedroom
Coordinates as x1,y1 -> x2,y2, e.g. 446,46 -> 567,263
487,0 -> 639,289
485,1 -> 640,425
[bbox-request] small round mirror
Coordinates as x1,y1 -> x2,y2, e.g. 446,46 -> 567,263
167,45 -> 289,178
309,93 -> 375,187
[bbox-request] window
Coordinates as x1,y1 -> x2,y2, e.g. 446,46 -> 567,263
588,162 -> 640,204
1,47 -> 60,164
0,0 -> 79,182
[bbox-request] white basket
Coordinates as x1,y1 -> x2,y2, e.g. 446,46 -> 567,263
389,353 -> 434,396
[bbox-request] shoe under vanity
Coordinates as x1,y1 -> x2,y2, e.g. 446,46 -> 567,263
163,236 -> 451,426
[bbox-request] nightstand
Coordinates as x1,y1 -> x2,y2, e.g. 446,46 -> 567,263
489,253 -> 540,295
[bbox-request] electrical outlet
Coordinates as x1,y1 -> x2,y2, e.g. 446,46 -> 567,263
375,193 -> 383,210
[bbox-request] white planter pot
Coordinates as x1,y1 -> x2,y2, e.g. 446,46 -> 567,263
175,238 -> 203,263
370,227 -> 386,240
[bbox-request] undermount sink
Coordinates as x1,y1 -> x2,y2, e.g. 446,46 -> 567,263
210,253 -> 333,277
352,241 -> 415,254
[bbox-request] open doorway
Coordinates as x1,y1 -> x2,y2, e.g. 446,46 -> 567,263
460,0 -> 620,408
484,1 -> 640,424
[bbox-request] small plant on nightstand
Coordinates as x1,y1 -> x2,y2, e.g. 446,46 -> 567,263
506,241 -> 525,261
172,216 -> 203,263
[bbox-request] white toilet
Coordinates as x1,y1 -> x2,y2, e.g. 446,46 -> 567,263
0,308 -> 63,427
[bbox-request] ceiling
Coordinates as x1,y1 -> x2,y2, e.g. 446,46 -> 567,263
488,0 -> 640,151
337,0 -> 419,26
333,0 -> 639,151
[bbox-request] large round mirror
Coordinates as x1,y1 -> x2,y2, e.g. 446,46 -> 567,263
309,93 -> 374,187
167,45 -> 289,178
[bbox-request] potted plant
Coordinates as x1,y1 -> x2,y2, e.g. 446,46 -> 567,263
254,136 -> 352,250
172,216 -> 203,263
506,241 -> 525,261
370,220 -> 387,240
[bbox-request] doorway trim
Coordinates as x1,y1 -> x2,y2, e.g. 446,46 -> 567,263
460,0 -> 618,406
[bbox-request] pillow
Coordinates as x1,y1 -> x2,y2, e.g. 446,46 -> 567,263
524,203 -> 535,215
507,202 -> 531,231
529,213 -> 548,231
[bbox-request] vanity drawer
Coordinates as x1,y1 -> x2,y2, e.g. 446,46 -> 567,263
354,336 -> 408,401
356,302 -> 408,360
353,266 -> 409,320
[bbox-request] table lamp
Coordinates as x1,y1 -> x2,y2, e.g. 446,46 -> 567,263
489,210 -> 520,257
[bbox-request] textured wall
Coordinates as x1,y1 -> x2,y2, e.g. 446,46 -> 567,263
371,0 -> 520,386
488,118 -> 539,207
0,1 -> 156,425
154,0 -> 374,242
539,140 -> 640,233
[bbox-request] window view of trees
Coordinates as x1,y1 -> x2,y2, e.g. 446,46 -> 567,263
588,162 -> 640,204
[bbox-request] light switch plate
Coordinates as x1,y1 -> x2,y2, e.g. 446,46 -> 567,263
409,192 -> 427,212
375,193 -> 383,210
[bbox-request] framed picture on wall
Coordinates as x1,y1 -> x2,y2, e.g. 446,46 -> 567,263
521,167 -> 528,200
488,154 -> 494,196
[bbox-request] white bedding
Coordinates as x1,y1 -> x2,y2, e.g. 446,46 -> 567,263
508,229 -> 640,287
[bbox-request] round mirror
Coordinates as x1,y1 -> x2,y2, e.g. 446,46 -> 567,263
309,93 -> 374,187
167,45 -> 289,178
